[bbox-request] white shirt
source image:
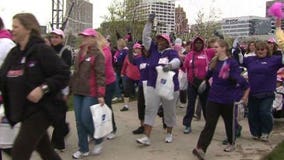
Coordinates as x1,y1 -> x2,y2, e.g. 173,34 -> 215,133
0,38 -> 15,66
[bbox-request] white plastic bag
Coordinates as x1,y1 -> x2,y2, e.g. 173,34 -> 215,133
178,69 -> 188,90
0,104 -> 20,148
0,122 -> 20,148
90,104 -> 113,139
235,101 -> 245,121
155,66 -> 175,100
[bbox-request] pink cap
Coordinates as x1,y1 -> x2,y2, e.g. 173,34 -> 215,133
133,43 -> 142,49
277,68 -> 284,80
50,29 -> 65,38
156,34 -> 171,45
79,28 -> 97,37
268,37 -> 276,43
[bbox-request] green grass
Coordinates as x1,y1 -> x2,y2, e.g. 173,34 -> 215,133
262,140 -> 284,160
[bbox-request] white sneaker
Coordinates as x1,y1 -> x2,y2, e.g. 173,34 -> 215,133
92,143 -> 103,155
179,103 -> 186,108
106,132 -> 116,140
136,135 -> 151,146
165,133 -> 173,143
88,136 -> 95,143
224,144 -> 235,152
260,134 -> 269,142
112,97 -> 118,102
72,151 -> 89,159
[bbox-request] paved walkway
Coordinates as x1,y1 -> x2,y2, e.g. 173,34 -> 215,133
3,101 -> 284,160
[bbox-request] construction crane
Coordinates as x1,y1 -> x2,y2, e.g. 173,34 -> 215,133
51,0 -> 75,31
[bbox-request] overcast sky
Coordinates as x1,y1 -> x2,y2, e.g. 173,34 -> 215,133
0,0 -> 269,31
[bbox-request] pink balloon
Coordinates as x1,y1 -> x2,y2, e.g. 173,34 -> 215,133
268,2 -> 284,19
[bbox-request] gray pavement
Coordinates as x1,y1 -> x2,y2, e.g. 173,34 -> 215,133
3,101 -> 284,160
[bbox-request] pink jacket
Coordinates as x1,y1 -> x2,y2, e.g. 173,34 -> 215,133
121,54 -> 140,80
103,46 -> 116,85
184,48 -> 215,82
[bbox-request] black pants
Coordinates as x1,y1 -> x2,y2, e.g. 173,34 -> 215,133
51,113 -> 69,150
12,111 -> 62,160
123,77 -> 138,98
179,90 -> 187,104
197,101 -> 234,152
183,84 -> 208,127
105,82 -> 117,133
137,85 -> 145,121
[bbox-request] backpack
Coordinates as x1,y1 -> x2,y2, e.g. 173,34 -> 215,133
58,45 -> 74,66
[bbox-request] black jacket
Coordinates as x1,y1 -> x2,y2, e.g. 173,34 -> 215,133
52,44 -> 72,67
0,36 -> 70,126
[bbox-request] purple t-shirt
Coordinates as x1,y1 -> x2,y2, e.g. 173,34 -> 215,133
208,58 -> 249,104
133,56 -> 150,86
243,55 -> 283,96
146,42 -> 180,91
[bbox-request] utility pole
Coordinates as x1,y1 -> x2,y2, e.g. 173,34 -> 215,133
51,0 -> 64,30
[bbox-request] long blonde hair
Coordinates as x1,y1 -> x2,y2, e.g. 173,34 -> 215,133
209,39 -> 231,70
117,39 -> 127,50
94,31 -> 109,55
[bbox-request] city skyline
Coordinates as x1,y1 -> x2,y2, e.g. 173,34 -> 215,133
0,0 -> 269,30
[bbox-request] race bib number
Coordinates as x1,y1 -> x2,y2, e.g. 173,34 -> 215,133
139,63 -> 147,69
158,57 -> 169,65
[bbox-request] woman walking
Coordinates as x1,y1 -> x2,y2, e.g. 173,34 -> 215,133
136,13 -> 181,145
243,41 -> 284,141
0,13 -> 70,160
71,28 -> 105,159
192,39 -> 249,160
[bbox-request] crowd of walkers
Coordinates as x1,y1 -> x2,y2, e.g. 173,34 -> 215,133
1,11 -> 284,160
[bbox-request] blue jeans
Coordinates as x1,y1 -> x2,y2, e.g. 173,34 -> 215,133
247,96 -> 274,137
114,73 -> 123,98
73,95 -> 103,153
105,82 -> 117,133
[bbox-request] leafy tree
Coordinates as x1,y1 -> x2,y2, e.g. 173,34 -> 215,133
97,0 -> 145,45
189,8 -> 221,41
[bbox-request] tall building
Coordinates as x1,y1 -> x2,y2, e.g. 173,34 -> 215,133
127,0 -> 176,34
175,5 -> 189,35
266,0 -> 284,33
221,16 -> 271,38
65,0 -> 93,34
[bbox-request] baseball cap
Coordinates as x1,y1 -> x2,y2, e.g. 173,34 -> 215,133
133,43 -> 142,49
156,34 -> 171,45
79,28 -> 97,37
268,37 -> 276,43
50,29 -> 65,38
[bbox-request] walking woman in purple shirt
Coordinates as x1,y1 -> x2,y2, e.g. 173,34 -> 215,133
193,39 -> 249,160
136,13 -> 181,146
242,41 -> 284,142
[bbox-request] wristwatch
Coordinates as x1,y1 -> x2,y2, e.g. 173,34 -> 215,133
40,84 -> 49,94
